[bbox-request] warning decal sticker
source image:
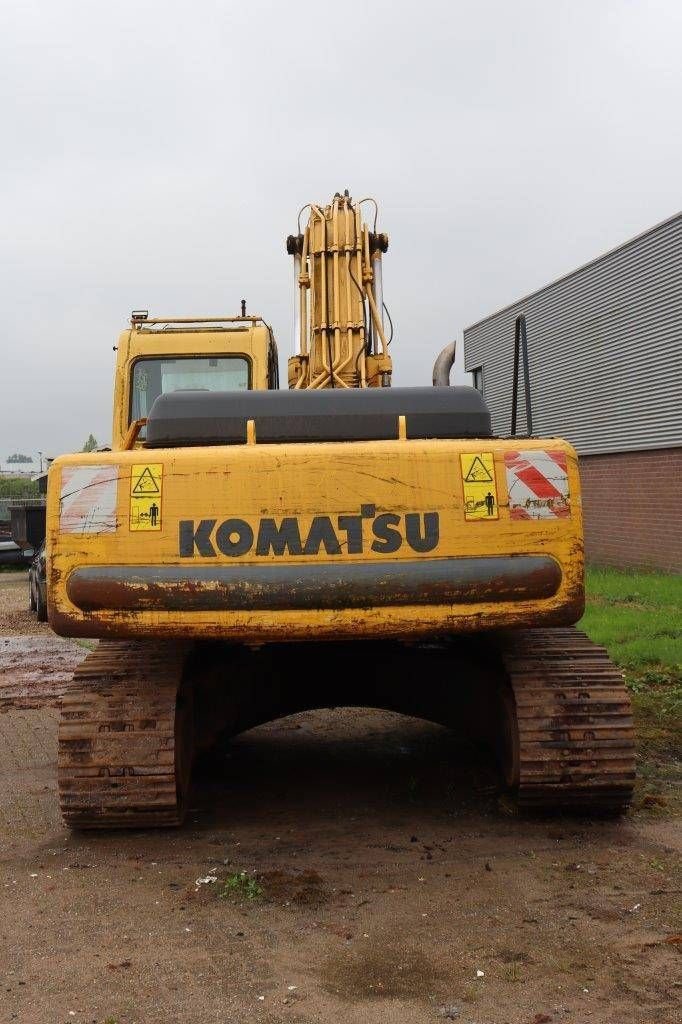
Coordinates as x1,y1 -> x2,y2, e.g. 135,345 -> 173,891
504,450 -> 570,520
60,465 -> 118,534
131,466 -> 160,495
130,463 -> 163,531
460,452 -> 499,521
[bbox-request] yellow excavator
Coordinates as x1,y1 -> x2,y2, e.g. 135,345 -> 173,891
48,192 -> 635,828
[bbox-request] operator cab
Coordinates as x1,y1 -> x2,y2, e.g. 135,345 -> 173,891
111,311 -> 278,450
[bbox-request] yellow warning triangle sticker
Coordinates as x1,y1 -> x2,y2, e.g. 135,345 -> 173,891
131,466 -> 160,495
463,455 -> 493,483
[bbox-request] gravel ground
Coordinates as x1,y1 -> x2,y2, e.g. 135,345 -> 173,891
0,570 -> 53,636
0,571 -> 680,1024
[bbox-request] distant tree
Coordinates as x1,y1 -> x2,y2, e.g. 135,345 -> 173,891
6,453 -> 33,464
81,434 -> 99,452
0,477 -> 39,499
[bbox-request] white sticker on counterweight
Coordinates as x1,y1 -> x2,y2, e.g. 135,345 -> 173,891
59,465 -> 119,533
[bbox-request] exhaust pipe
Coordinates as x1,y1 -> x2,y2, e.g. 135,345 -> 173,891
432,341 -> 456,386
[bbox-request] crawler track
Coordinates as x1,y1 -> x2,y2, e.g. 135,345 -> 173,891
58,641 -> 194,829
56,628 -> 636,828
498,628 -> 636,812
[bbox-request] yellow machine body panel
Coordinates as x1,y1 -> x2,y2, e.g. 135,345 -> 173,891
47,436 -> 583,641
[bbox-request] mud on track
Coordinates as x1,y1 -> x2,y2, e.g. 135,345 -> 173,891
0,570 -> 680,1024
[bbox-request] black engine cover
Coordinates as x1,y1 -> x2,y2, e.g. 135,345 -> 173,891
144,386 -> 492,447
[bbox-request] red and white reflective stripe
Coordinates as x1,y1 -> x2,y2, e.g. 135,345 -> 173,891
504,450 -> 570,520
60,465 -> 119,534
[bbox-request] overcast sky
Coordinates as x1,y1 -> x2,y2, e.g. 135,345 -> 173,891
1,0 -> 680,458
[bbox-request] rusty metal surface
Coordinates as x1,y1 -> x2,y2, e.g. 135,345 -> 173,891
58,640 -> 193,829
66,555 -> 562,613
499,627 -> 636,811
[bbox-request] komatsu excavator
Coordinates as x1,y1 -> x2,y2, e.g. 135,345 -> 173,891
48,193 -> 635,828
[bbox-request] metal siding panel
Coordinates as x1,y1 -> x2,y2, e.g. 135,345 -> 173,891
464,215 -> 682,455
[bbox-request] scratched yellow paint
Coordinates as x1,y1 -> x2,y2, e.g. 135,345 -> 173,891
45,301 -> 585,642
47,435 -> 585,642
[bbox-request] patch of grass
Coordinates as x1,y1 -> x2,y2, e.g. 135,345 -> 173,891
219,871 -> 264,901
629,673 -> 682,759
74,638 -> 98,651
580,567 -> 681,811
581,567 -> 681,670
584,567 -> 679,606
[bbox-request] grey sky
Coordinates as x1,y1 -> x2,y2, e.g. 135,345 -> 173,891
1,0 -> 681,458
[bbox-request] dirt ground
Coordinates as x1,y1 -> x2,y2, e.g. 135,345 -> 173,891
0,571 -> 679,1024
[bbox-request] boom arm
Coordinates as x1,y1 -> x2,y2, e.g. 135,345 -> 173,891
286,192 -> 393,389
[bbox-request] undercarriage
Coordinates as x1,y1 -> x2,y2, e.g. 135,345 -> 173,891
58,628 -> 635,829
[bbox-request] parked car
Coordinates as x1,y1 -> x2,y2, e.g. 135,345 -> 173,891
29,540 -> 47,621
0,537 -> 27,567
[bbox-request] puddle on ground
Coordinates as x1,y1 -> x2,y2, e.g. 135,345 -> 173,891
0,636 -> 87,710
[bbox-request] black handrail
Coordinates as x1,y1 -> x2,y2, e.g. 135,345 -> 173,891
511,314 -> 533,435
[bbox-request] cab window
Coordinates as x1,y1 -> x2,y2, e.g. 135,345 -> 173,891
130,356 -> 250,422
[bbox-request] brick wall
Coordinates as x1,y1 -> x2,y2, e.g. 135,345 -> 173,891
579,447 -> 682,573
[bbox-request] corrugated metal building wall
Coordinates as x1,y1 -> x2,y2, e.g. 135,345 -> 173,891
463,213 -> 682,571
